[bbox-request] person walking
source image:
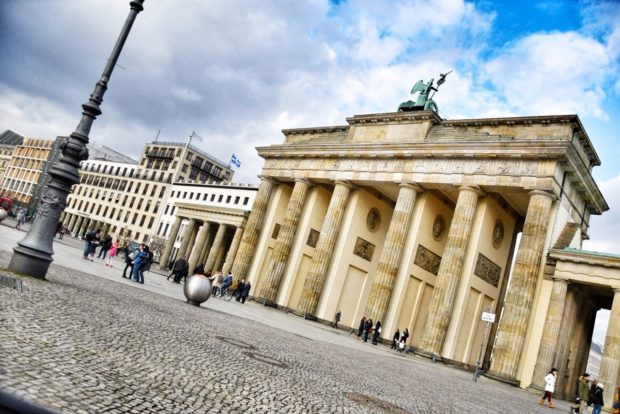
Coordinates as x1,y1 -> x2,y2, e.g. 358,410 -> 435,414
98,234 -> 113,259
363,318 -> 373,343
131,244 -> 147,283
357,317 -> 366,339
105,240 -> 120,268
371,320 -> 382,345
240,281 -> 251,304
538,368 -> 558,408
211,273 -> 223,296
399,328 -> 409,352
220,273 -> 233,296
592,382 -> 604,414
589,380 -> 598,408
236,279 -> 246,302
83,229 -> 100,260
122,245 -> 135,278
578,373 -> 590,413
391,329 -> 400,350
333,311 -> 342,329
56,222 -> 65,239
15,209 -> 26,230
169,257 -> 188,282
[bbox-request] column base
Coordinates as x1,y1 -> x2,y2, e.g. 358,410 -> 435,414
484,370 -> 520,386
414,348 -> 445,363
303,313 -> 318,321
261,298 -> 278,308
8,245 -> 53,279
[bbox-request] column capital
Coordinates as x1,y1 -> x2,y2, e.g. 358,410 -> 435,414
257,175 -> 278,184
294,177 -> 313,187
398,181 -> 423,192
334,180 -> 356,190
529,189 -> 556,201
458,185 -> 484,196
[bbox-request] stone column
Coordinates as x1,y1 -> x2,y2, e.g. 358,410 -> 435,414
188,222 -> 210,274
488,190 -> 555,381
418,185 -> 482,355
199,229 -> 215,265
213,236 -> 229,272
177,218 -> 197,260
71,216 -> 83,234
66,214 -> 77,231
205,224 -> 227,273
298,180 -> 354,316
222,225 -> 244,276
599,288 -> 620,408
231,176 -> 277,281
259,178 -> 312,303
363,182 -> 421,323
531,278 -> 568,389
159,216 -> 183,270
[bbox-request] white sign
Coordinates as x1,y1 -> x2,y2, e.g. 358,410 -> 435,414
481,312 -> 496,323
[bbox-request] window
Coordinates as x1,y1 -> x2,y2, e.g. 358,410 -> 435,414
139,215 -> 146,227
142,184 -> 148,196
226,195 -> 231,203
131,214 -> 137,225
218,195 -> 223,202
151,186 -> 156,197
210,194 -> 215,201
136,199 -> 143,210
189,193 -> 193,200
170,206 -> 176,215
154,201 -> 160,214
148,217 -> 154,228
181,164 -> 188,173
159,187 -> 165,198
103,206 -> 108,217
157,222 -> 163,235
164,205 -> 170,215
203,193 -> 208,201
183,192 -> 187,198
234,196 -> 240,204
243,197 -> 249,205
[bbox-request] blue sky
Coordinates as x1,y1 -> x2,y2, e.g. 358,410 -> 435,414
0,0 -> 618,253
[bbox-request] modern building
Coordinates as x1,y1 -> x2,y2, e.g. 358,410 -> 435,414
0,130 -> 24,185
155,181 -> 258,273
225,108 -> 620,408
61,141 -> 234,244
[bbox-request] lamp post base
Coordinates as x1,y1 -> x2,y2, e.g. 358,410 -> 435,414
8,244 -> 53,279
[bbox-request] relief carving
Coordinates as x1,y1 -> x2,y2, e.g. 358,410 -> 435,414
306,229 -> 320,248
367,208 -> 381,232
353,237 -> 375,262
271,223 -> 280,239
474,253 -> 501,287
414,245 -> 442,275
432,215 -> 446,241
492,220 -> 504,249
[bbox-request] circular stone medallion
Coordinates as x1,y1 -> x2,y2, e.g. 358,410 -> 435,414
432,215 -> 446,241
367,208 -> 381,232
492,220 -> 504,249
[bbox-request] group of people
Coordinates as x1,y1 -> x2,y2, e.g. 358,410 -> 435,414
390,328 -> 410,352
121,243 -> 153,284
539,369 -> 620,413
356,317 -> 381,345
165,257 -> 252,302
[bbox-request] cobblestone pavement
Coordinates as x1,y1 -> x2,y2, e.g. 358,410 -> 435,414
0,243 -> 571,413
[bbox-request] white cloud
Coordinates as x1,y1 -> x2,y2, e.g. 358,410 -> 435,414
583,174 -> 620,255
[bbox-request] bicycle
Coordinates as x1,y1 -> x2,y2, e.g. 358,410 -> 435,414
220,286 -> 235,301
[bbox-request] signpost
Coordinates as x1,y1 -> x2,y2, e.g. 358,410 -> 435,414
474,310 -> 495,382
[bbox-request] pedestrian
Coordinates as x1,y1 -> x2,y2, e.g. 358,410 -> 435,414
15,209 -> 26,230
98,234 -> 113,259
122,245 -> 136,278
333,311 -> 341,329
83,229 -> 100,260
399,328 -> 409,352
131,244 -> 147,283
612,384 -> 620,414
589,380 -> 598,408
88,230 -> 101,260
137,245 -> 152,284
236,279 -> 246,302
578,373 -> 590,414
372,320 -> 382,345
391,329 -> 400,350
105,240 -> 120,268
169,256 -> 188,283
592,382 -> 604,414
220,272 -> 233,295
357,317 -> 366,339
240,281 -> 251,304
363,318 -> 373,343
538,368 -> 558,408
211,272 -> 223,296
56,222 -> 65,239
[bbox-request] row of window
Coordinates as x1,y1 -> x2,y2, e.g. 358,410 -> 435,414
68,201 -> 157,229
74,178 -> 167,200
9,157 -> 44,170
1,179 -> 36,195
169,190 -> 249,205
81,164 -> 173,183
69,192 -> 161,215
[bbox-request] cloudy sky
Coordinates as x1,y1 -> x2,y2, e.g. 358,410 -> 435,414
1,0 -> 619,342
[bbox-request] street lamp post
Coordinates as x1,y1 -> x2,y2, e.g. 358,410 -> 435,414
8,0 -> 145,278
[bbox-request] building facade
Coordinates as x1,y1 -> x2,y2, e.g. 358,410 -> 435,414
61,141 -> 234,244
0,130 -> 24,185
228,110 -> 617,401
156,182 -> 258,273
0,137 -> 55,211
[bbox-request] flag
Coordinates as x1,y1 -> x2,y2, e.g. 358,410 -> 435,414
230,154 -> 241,168
190,131 -> 203,143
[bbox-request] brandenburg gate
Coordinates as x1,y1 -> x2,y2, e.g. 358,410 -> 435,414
228,106 -> 620,405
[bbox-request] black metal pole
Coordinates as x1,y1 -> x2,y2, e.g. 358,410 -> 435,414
8,0 -> 145,278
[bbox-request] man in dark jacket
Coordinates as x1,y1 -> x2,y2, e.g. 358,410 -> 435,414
240,281 -> 251,304
170,257 -> 189,283
236,279 -> 246,302
372,321 -> 382,345
98,235 -> 113,259
391,329 -> 400,349
83,229 -> 100,259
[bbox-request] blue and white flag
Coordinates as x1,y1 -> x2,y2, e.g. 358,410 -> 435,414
230,154 -> 241,168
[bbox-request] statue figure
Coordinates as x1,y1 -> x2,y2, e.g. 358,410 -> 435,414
398,70 -> 451,115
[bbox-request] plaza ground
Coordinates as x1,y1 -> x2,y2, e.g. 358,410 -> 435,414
0,222 -> 572,413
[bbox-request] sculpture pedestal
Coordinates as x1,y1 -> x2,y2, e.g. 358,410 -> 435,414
183,275 -> 212,307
